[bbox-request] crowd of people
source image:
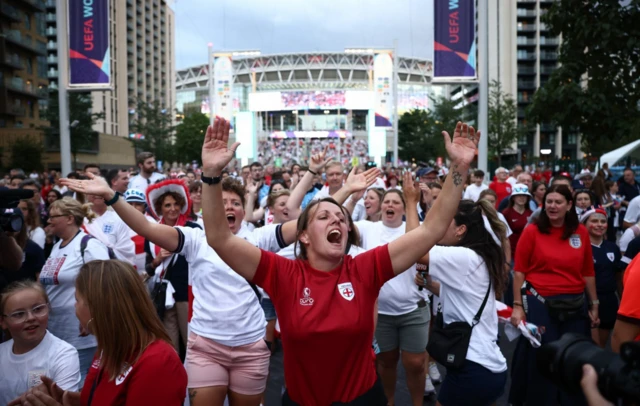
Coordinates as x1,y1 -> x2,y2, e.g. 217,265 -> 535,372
0,119 -> 639,406
257,138 -> 370,169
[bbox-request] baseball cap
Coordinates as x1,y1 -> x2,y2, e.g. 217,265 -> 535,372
417,167 -> 437,178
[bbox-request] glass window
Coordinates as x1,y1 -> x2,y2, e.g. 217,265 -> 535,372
35,13 -> 46,36
37,56 -> 47,78
26,58 -> 33,74
24,13 -> 31,30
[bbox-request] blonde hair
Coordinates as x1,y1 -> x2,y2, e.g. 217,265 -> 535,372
267,190 -> 291,209
76,260 -> 171,381
1,280 -> 49,315
50,197 -> 97,225
325,161 -> 343,172
476,198 -> 508,247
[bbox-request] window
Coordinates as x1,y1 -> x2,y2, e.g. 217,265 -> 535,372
37,56 -> 47,78
35,13 -> 46,36
26,58 -> 33,74
24,13 -> 32,30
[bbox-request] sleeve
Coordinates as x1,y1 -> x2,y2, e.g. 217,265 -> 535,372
622,238 -> 640,266
618,258 -> 640,324
428,246 -> 473,287
172,226 -> 203,262
84,238 -> 111,262
581,228 -> 595,277
31,227 -> 46,249
514,224 -> 535,273
614,245 -> 624,273
124,348 -> 187,406
352,244 -> 395,291
252,249 -> 295,299
619,229 -> 635,252
624,198 -> 640,224
498,213 -> 513,237
113,223 -> 136,266
462,188 -> 470,200
253,224 -> 288,252
51,344 -> 80,391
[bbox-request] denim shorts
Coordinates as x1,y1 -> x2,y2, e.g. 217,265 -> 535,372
261,298 -> 277,321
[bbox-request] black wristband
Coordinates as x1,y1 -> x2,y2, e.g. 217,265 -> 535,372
308,169 -> 318,176
201,174 -> 222,185
105,192 -> 120,206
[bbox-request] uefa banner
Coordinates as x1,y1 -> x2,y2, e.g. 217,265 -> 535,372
68,0 -> 111,88
434,0 -> 476,79
213,56 -> 233,122
373,53 -> 393,127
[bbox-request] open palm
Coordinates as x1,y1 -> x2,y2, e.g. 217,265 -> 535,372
60,173 -> 111,198
443,122 -> 480,166
345,167 -> 380,193
201,117 -> 238,174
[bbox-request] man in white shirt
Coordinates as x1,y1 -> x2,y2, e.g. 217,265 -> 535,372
128,152 -> 165,192
83,194 -> 136,265
624,195 -> 640,229
463,169 -> 488,202
106,168 -> 130,194
506,165 -> 523,186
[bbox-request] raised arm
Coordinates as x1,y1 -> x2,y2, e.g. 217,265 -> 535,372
388,122 -> 477,275
285,147 -> 332,219
332,167 -> 380,205
243,182 -> 264,223
201,118 -> 262,280
402,171 -> 430,265
60,175 -> 180,251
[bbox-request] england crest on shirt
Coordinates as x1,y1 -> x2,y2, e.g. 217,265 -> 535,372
569,234 -> 582,249
338,282 -> 355,301
103,223 -> 114,234
607,252 -> 615,262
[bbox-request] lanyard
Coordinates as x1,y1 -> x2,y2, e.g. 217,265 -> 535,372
87,368 -> 104,406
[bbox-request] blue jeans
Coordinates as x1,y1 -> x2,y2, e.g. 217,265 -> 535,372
77,346 -> 97,389
438,360 -> 507,406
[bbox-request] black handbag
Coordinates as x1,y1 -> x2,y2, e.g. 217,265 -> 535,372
150,256 -> 176,321
426,281 -> 491,370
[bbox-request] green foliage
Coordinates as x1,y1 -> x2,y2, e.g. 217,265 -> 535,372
398,97 -> 466,163
175,112 -> 210,165
10,137 -> 44,173
43,90 -> 104,169
128,99 -> 176,164
488,80 -> 524,165
527,0 -> 640,156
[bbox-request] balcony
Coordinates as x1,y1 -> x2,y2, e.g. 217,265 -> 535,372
539,23 -> 550,31
540,37 -> 560,46
518,80 -> 536,89
4,79 -> 48,99
1,4 -> 21,22
540,65 -> 558,75
517,9 -> 537,17
518,108 -> 526,118
47,41 -> 57,50
0,101 -> 26,117
518,66 -> 536,75
517,24 -> 537,32
540,52 -> 558,60
517,52 -> 536,60
47,69 -> 58,78
540,124 -> 556,132
45,13 -> 56,22
4,31 -> 48,56
46,55 -> 57,64
45,0 -> 55,7
517,94 -> 532,103
46,27 -> 57,36
17,0 -> 46,12
517,38 -> 536,46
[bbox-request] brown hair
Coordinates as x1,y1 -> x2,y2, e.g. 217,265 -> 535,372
188,180 -> 202,195
75,260 -> 171,381
153,191 -> 186,218
294,197 -> 360,260
136,152 -> 154,166
479,188 -> 497,201
21,199 -> 41,230
222,177 -> 246,207
50,197 -> 97,225
267,190 -> 291,209
1,280 -> 49,315
537,185 -> 579,239
382,189 -> 404,208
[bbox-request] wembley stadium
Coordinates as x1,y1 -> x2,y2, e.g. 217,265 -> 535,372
175,52 -> 445,167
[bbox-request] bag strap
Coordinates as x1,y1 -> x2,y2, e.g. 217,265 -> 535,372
522,281 -> 545,304
471,280 -> 492,326
159,254 -> 177,283
80,235 -> 92,264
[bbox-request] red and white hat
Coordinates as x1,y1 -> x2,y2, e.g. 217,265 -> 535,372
145,179 -> 192,219
579,205 -> 607,223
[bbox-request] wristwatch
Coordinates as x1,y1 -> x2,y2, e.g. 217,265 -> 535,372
201,174 -> 222,185
589,300 -> 600,306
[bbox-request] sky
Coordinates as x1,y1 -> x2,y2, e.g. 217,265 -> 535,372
173,0 -> 434,70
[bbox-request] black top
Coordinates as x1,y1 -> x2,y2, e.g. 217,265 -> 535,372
0,239 -> 46,292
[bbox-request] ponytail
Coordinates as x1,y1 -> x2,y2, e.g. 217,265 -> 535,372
83,203 -> 97,223
476,199 -> 508,248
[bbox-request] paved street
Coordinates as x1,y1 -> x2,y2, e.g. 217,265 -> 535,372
264,325 -> 519,405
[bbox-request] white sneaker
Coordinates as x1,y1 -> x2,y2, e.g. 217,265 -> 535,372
429,362 -> 442,383
424,375 -> 436,395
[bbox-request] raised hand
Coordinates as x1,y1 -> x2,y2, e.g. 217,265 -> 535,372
245,181 -> 259,195
309,146 -> 333,173
402,171 -> 421,203
344,167 -> 380,194
60,173 -> 112,199
442,122 -> 480,167
201,117 -> 237,176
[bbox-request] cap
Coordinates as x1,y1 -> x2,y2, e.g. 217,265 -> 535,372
417,167 -> 437,178
124,188 -> 146,204
579,205 -> 607,223
510,183 -> 532,197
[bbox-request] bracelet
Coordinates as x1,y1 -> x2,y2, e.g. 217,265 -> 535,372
308,169 -> 318,176
105,192 -> 120,206
589,300 -> 600,306
513,302 -> 524,307
201,174 -> 222,185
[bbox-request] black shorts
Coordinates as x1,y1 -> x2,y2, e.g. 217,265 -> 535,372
597,291 -> 619,330
282,377 -> 386,406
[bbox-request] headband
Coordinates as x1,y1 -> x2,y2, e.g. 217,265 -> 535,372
579,206 -> 607,223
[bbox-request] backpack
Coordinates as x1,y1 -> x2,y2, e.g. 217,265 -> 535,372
80,235 -> 117,263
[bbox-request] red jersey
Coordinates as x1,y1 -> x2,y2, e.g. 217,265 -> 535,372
619,255 -> 640,341
253,245 -> 395,406
515,223 -> 595,296
80,340 -> 187,406
489,181 -> 512,208
501,207 -> 533,257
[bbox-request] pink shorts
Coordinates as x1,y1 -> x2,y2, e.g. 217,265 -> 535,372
185,332 -> 270,395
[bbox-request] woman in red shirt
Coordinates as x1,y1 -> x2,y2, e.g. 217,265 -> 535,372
509,184 -> 599,406
500,183 -> 533,260
200,118 -> 479,406
22,260 -> 187,406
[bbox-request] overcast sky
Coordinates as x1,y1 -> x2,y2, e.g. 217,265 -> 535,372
174,0 -> 434,70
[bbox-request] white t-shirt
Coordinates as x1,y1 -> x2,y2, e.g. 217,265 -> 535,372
356,220 -> 428,316
624,196 -> 640,225
173,224 -> 286,346
429,245 -> 507,373
506,177 -> 517,186
619,225 -> 640,253
40,231 -> 110,349
127,172 -> 166,192
28,226 -> 46,249
83,210 -> 136,266
463,184 -> 489,202
0,331 -> 80,405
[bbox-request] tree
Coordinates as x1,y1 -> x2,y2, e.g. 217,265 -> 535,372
43,90 -> 104,170
10,137 -> 44,173
398,97 -> 466,164
128,99 -> 176,164
488,80 -> 523,166
175,112 -> 210,165
527,0 -> 640,156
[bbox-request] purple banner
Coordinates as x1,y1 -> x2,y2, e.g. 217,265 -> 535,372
68,0 -> 111,88
434,0 -> 476,78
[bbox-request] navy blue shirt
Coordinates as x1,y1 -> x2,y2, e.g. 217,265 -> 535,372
591,240 -> 623,293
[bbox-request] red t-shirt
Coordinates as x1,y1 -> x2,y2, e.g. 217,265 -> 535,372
501,207 -> 533,257
253,245 -> 395,406
80,340 -> 187,406
619,255 -> 640,341
489,181 -> 512,208
515,223 -> 595,296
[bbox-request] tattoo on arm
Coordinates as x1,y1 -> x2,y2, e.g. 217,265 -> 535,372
452,165 -> 463,187
189,389 -> 197,403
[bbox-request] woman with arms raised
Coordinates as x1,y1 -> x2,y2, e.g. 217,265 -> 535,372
200,117 -> 479,406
